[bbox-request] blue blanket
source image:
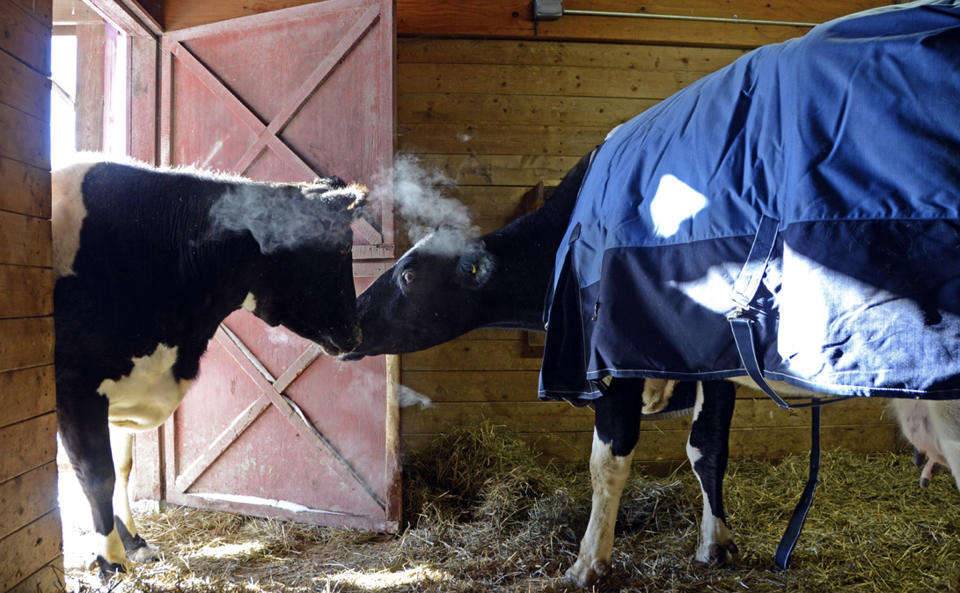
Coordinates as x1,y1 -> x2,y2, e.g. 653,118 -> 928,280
540,0 -> 960,403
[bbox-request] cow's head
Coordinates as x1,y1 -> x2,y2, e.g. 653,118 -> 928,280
242,178 -> 367,354
341,228 -> 496,359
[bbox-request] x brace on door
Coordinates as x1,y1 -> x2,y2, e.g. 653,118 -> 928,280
159,6 -> 384,247
174,325 -> 386,512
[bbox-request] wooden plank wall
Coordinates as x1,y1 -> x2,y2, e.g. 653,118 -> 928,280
394,17 -> 899,465
0,1 -> 62,592
140,0 -> 903,467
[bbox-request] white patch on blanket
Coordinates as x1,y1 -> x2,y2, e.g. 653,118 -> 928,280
649,174 -> 707,238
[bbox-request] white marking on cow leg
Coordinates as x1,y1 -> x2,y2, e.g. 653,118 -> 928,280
241,292 -> 257,312
687,384 -> 734,563
52,162 -> 95,278
109,427 -> 159,563
565,429 -> 634,588
110,427 -> 136,536
99,344 -> 193,431
924,400 -> 960,493
94,527 -> 128,571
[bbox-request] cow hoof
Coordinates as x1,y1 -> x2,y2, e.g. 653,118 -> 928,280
709,541 -> 739,564
116,519 -> 159,563
95,556 -> 126,581
913,449 -> 926,467
123,531 -> 159,563
564,558 -> 609,588
128,542 -> 160,563
696,541 -> 739,565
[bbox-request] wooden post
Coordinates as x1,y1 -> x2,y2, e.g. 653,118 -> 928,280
0,1 -> 61,591
75,22 -> 106,152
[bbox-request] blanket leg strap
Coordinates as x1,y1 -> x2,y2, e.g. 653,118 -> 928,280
729,316 -> 824,570
775,405 -> 821,570
726,215 -> 823,570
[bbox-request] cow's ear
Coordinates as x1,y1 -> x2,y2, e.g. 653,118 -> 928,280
343,184 -> 367,220
456,248 -> 495,287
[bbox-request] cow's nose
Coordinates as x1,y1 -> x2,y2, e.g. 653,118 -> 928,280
328,326 -> 361,355
342,326 -> 362,351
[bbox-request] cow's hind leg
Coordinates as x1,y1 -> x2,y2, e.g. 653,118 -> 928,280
688,380 -> 738,564
565,378 -> 645,588
924,400 -> 960,492
58,384 -> 128,575
110,426 -> 159,562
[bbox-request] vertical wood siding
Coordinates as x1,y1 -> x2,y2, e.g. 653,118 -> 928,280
0,1 -> 62,591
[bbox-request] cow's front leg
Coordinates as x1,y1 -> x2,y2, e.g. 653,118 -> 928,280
565,378 -> 645,588
688,380 -> 738,563
58,386 -> 128,575
110,426 -> 158,563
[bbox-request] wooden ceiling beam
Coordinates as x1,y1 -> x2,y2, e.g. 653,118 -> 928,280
126,0 -> 898,44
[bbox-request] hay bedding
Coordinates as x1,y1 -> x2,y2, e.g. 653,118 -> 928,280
64,424 -> 960,593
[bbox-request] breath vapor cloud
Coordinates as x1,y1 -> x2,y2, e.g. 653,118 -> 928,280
371,154 -> 478,255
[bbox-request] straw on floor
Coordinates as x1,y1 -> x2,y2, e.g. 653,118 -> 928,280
63,422 -> 960,593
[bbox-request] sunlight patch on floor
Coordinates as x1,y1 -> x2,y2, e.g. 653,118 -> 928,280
322,566 -> 451,589
194,540 -> 266,559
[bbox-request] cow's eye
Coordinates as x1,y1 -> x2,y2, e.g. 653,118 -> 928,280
400,269 -> 415,285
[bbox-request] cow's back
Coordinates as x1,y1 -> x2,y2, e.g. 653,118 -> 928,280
52,160 -> 255,383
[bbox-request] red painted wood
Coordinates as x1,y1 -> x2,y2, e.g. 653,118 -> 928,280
156,1 -> 399,532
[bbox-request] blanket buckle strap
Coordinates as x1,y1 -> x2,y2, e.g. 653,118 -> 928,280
725,214 -> 821,570
726,215 -> 788,406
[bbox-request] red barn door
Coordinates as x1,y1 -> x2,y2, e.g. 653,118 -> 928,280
141,0 -> 399,531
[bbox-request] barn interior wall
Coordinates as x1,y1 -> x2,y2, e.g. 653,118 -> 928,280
393,5 -> 900,465
0,1 -> 64,591
137,0 -> 903,467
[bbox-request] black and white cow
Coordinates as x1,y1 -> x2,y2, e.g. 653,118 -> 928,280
53,158 -> 366,575
340,153 -> 740,586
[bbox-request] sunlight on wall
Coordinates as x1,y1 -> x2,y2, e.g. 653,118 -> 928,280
50,35 -> 77,168
50,27 -> 128,168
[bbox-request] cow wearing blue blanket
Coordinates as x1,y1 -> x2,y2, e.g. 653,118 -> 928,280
534,0 -> 960,583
